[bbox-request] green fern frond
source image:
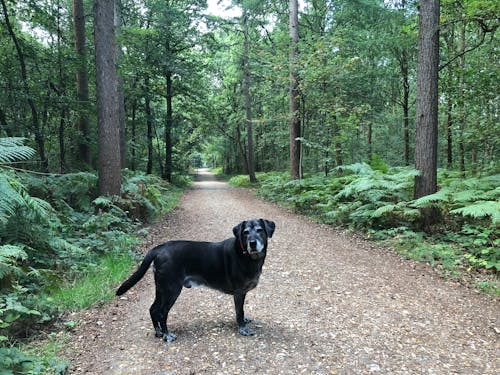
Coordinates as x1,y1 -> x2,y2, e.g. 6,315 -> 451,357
334,162 -> 374,176
371,204 -> 398,217
0,137 -> 36,164
411,188 -> 453,208
0,175 -> 25,225
0,245 -> 28,280
450,201 -> 500,224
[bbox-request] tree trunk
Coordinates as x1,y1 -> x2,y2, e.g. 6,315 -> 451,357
401,49 -> 410,166
243,10 -> 257,183
115,0 -> 127,168
73,0 -> 91,166
130,98 -> 137,171
94,0 -> 122,196
413,0 -> 440,228
458,23 -> 466,176
1,0 -> 48,172
164,71 -> 173,182
289,0 -> 301,180
446,96 -> 453,168
145,77 -> 153,175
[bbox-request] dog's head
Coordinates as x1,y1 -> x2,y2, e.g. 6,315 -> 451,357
233,219 -> 275,260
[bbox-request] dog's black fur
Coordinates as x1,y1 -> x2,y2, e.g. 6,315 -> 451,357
116,219 -> 275,342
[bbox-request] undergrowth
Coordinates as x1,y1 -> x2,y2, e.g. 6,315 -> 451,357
229,165 -> 499,293
0,138 -> 186,374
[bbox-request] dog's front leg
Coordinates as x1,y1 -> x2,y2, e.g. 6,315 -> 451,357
234,293 -> 254,336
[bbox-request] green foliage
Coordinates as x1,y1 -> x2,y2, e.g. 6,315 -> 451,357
0,347 -> 33,374
0,138 -> 36,165
252,165 -> 499,284
47,252 -> 138,311
0,165 -> 183,369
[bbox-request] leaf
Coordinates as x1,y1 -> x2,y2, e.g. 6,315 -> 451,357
411,188 -> 453,208
450,201 -> 500,224
0,137 -> 36,164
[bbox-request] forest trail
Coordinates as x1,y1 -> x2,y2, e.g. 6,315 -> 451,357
65,169 -> 499,374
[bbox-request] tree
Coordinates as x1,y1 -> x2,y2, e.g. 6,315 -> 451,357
1,0 -> 48,172
413,0 -> 440,227
289,0 -> 301,180
242,8 -> 257,183
73,0 -> 91,166
93,0 -> 122,195
115,0 -> 127,168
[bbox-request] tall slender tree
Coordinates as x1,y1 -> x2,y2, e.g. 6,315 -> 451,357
242,8 -> 257,183
413,0 -> 440,227
94,0 -> 122,195
73,0 -> 91,166
115,0 -> 127,168
1,0 -> 48,172
289,0 -> 301,180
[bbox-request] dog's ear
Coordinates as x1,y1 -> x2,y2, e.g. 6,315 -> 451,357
260,219 -> 275,238
233,221 -> 246,238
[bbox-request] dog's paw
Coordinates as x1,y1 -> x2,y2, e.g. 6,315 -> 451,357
238,326 -> 255,336
154,328 -> 164,338
163,332 -> 177,342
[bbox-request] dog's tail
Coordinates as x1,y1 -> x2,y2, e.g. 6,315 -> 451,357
116,245 -> 162,296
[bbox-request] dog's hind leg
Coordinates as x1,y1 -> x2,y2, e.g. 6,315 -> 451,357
157,283 -> 182,342
150,289 -> 164,338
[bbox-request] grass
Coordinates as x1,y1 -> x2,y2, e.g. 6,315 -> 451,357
22,332 -> 70,374
48,252 -> 138,311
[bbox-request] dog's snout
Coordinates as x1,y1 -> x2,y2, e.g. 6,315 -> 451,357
249,240 -> 257,249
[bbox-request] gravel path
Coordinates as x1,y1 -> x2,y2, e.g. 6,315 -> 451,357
66,169 -> 499,374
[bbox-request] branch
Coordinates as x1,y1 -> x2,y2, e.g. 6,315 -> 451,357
439,30 -> 486,71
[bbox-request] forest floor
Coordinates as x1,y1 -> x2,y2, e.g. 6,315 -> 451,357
63,169 -> 499,374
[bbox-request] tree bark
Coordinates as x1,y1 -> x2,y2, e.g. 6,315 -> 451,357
164,71 -> 173,182
289,0 -> 301,180
401,49 -> 410,166
94,0 -> 122,196
145,77 -> 153,175
73,0 -> 91,166
414,0 -> 440,227
243,10 -> 257,183
458,23 -> 466,176
115,0 -> 127,168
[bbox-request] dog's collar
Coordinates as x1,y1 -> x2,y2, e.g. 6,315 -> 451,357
239,239 -> 248,254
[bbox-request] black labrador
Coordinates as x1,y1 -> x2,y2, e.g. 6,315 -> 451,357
116,219 -> 275,342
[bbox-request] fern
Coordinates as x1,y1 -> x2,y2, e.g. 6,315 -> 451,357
0,245 -> 27,281
334,162 -> 374,176
450,201 -> 500,224
0,137 -> 36,164
0,175 -> 24,225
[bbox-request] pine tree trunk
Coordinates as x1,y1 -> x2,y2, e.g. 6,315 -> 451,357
413,0 -> 440,228
94,0 -> 122,196
115,0 -> 127,168
164,71 -> 173,182
145,77 -> 153,175
289,0 -> 301,180
243,10 -> 257,183
73,0 -> 91,166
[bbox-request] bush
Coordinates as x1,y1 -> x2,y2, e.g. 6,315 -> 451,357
250,166 -> 499,280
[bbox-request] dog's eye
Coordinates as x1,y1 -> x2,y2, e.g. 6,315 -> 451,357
256,228 -> 264,233
243,229 -> 250,235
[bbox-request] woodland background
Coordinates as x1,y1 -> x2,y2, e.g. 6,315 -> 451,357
0,0 -> 498,373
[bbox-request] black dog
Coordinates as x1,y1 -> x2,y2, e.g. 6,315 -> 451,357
116,219 -> 275,342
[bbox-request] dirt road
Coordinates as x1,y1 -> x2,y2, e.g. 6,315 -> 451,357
66,169 -> 499,374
